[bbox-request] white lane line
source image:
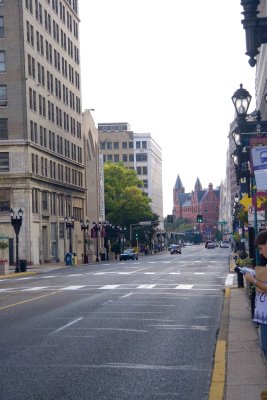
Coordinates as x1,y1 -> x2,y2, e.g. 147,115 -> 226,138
0,288 -> 14,292
17,277 -> 35,280
175,285 -> 194,289
93,272 -> 105,275
144,272 -> 155,275
21,286 -> 49,291
117,272 -> 131,275
41,275 -> 57,279
61,285 -> 86,290
51,317 -> 83,334
194,272 -> 205,275
120,293 -> 133,298
67,274 -> 84,277
99,285 -> 120,290
225,274 -> 234,286
137,284 -> 156,289
170,272 -> 181,275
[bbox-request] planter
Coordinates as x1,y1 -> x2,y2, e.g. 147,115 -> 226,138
0,261 -> 9,275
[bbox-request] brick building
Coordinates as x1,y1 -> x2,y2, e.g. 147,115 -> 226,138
173,175 -> 220,240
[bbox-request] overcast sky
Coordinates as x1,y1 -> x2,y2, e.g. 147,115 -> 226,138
79,0 -> 256,216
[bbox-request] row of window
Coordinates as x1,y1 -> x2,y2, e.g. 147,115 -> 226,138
26,22 -> 80,88
102,153 -> 148,163
26,0 -> 78,37
32,190 -> 81,221
28,54 -> 80,101
31,153 -> 83,187
30,120 -> 82,162
100,141 -> 134,150
29,89 -> 81,136
100,141 -> 148,150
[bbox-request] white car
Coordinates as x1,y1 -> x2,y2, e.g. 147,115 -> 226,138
220,241 -> 229,248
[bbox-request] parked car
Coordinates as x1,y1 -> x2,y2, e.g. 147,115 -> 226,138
206,241 -> 215,249
170,244 -> 181,254
220,241 -> 229,248
119,249 -> 138,261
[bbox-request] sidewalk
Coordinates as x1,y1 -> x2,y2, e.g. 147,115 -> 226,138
224,271 -> 267,399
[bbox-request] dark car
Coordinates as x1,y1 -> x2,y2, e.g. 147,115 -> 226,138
170,244 -> 181,255
207,241 -> 215,249
119,249 -> 138,261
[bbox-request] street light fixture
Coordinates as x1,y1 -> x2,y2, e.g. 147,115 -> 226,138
92,222 -> 103,262
64,216 -> 75,253
231,84 -> 252,117
80,219 -> 89,263
9,208 -> 24,273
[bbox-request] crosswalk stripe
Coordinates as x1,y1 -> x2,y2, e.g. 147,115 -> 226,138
61,285 -> 86,290
99,285 -> 120,290
175,284 -> 194,289
22,286 -> 49,291
137,284 -> 156,289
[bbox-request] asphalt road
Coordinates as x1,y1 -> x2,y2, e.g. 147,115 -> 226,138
0,244 -> 231,400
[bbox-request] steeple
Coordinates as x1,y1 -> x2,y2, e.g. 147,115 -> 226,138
174,174 -> 184,192
194,177 -> 202,191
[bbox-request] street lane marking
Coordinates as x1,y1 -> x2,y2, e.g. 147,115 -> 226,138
99,285 -> 120,290
51,317 -> 83,334
144,272 -> 155,275
61,285 -> 86,290
0,291 -> 61,311
21,286 -> 49,291
137,284 -> 156,289
41,275 -> 57,279
170,272 -> 181,275
120,293 -> 133,298
195,272 -> 205,275
175,284 -> 194,289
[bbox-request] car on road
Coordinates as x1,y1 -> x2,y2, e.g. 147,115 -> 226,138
220,241 -> 229,248
206,241 -> 215,249
119,249 -> 138,261
170,244 -> 182,254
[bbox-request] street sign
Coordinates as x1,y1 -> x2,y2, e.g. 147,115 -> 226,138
139,221 -> 151,225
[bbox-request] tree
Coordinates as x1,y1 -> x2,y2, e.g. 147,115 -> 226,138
104,162 -> 157,227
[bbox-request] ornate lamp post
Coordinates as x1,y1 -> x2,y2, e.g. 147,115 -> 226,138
92,222 -> 102,262
9,208 -> 24,273
65,216 -> 75,253
80,219 -> 89,263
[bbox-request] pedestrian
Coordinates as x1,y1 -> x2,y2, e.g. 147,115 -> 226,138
244,229 -> 267,359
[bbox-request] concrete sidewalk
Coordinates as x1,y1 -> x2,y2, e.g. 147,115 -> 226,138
224,279 -> 267,399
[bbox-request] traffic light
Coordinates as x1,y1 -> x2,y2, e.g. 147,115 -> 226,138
197,214 -> 203,223
135,234 -> 138,239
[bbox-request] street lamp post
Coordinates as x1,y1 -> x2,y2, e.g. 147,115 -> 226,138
92,222 -> 102,262
9,208 -> 24,273
65,216 -> 75,253
80,219 -> 89,263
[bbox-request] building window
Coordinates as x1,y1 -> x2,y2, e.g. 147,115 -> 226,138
59,222 -> 65,239
0,118 -> 7,139
0,16 -> 4,37
143,166 -> 148,175
136,141 -> 140,149
107,154 -> 112,161
0,50 -> 5,72
122,142 -> 127,149
142,141 -> 147,149
122,154 -> 128,162
143,179 -> 148,189
107,142 -> 112,149
42,191 -> 48,211
0,84 -> 7,106
32,189 -> 38,213
100,142 -> 105,150
129,142 -> 133,149
114,154 -> 119,162
0,152 -> 9,171
113,142 -> 119,149
0,188 -> 10,211
129,154 -> 134,162
137,166 -> 142,175
136,153 -> 147,162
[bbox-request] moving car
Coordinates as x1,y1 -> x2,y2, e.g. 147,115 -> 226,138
170,244 -> 182,254
119,249 -> 138,261
220,241 -> 229,248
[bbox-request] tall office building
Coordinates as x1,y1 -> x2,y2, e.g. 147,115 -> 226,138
0,0 -> 85,265
98,122 -> 163,221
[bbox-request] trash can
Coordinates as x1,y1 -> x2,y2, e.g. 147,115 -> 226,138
65,252 -> 72,265
72,253 -> 78,265
19,259 -> 27,272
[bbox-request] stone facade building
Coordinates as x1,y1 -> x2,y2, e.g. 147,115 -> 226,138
0,0 -> 87,265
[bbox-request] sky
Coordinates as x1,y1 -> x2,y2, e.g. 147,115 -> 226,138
78,0 -> 256,216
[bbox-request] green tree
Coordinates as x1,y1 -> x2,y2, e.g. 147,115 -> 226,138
104,162 -> 157,227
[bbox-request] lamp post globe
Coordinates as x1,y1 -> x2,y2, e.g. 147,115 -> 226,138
231,84 -> 252,117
